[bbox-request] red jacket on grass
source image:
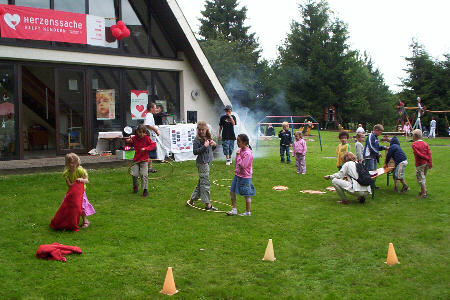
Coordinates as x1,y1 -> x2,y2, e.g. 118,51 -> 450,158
36,243 -> 82,262
50,182 -> 84,231
126,135 -> 156,162
411,140 -> 432,168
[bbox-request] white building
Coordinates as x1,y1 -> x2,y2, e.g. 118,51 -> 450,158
0,0 -> 231,160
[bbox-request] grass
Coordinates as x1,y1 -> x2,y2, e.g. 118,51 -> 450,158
0,131 -> 449,299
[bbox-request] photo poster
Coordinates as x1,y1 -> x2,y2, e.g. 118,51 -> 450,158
96,89 -> 115,120
130,90 -> 148,120
170,125 -> 196,153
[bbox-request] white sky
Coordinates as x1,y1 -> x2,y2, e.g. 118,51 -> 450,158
177,0 -> 450,92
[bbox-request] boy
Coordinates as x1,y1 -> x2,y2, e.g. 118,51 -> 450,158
355,132 -> 364,163
218,105 -> 237,165
384,136 -> 409,193
411,129 -> 432,198
336,131 -> 350,169
428,116 -> 436,138
363,124 -> 388,171
278,121 -> 292,163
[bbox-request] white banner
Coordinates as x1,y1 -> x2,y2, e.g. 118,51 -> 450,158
86,14 -> 105,47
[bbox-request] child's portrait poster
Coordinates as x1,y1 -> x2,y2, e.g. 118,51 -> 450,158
130,90 -> 148,120
96,89 -> 115,120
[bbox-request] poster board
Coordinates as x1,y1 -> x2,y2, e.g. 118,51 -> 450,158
96,89 -> 115,120
130,90 -> 148,120
169,125 -> 196,153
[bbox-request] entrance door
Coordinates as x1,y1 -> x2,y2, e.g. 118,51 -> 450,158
21,65 -> 56,158
55,69 -> 87,154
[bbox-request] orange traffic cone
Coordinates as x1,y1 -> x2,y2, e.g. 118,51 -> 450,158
385,243 -> 400,266
262,239 -> 276,261
160,267 -> 179,295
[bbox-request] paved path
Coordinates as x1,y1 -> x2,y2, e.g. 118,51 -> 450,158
0,155 -> 130,175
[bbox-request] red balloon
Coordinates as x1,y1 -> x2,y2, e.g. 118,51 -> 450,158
116,20 -> 126,29
111,27 -> 122,39
121,28 -> 130,38
110,24 -> 117,31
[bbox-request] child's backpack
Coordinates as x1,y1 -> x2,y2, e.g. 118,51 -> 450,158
351,162 -> 374,186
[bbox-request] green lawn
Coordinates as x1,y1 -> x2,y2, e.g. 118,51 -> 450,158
0,131 -> 449,299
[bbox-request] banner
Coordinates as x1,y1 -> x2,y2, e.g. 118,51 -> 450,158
130,90 -> 148,120
0,4 -> 105,46
96,89 -> 115,120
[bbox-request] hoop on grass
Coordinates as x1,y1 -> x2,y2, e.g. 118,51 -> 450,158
127,159 -> 174,181
212,178 -> 232,188
185,199 -> 232,213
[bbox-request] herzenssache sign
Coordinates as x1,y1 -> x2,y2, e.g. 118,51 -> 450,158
0,4 -> 105,46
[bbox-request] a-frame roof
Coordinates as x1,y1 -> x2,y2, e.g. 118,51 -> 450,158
150,0 -> 231,107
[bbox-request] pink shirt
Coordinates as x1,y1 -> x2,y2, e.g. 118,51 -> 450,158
234,146 -> 253,178
293,139 -> 307,155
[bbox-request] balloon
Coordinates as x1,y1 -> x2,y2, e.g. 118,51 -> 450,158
121,28 -> 130,38
116,20 -> 126,29
111,27 -> 122,40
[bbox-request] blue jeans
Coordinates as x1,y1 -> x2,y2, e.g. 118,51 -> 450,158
222,139 -> 235,156
280,145 -> 290,162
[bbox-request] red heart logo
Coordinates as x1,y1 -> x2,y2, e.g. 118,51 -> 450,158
11,21 -> 16,25
136,105 -> 144,112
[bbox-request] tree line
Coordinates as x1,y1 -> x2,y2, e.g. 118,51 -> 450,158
198,0 -> 449,129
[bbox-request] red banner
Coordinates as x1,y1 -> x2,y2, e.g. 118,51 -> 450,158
0,4 -> 104,45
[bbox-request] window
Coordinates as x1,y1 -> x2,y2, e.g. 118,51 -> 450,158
0,65 -> 17,160
153,71 -> 179,121
89,0 -> 118,49
124,69 -> 151,127
91,68 -> 121,145
151,15 -> 176,58
121,0 -> 149,56
15,0 -> 49,9
54,0 -> 85,13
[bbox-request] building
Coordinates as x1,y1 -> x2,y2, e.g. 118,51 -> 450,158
0,0 -> 231,160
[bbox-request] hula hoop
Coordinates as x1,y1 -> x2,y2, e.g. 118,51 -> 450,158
127,158 -> 174,181
185,199 -> 232,213
212,178 -> 232,188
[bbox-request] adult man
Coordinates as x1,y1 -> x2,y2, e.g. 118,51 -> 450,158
144,102 -> 160,173
355,124 -> 365,134
428,117 -> 437,138
363,124 -> 388,186
324,152 -> 371,204
218,105 -> 237,165
413,97 -> 424,131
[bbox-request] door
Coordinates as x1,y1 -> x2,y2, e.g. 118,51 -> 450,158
55,69 -> 87,154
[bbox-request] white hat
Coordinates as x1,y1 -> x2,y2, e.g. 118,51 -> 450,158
417,97 -> 421,100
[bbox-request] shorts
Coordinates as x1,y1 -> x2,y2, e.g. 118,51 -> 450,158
393,160 -> 408,180
222,139 -> 235,156
149,148 -> 157,159
230,175 -> 255,197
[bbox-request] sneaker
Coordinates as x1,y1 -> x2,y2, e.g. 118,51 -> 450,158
400,185 -> 409,193
187,199 -> 195,206
239,211 -> 251,216
358,196 -> 366,204
142,189 -> 148,197
226,159 -> 231,165
297,171 -> 300,174
205,205 -> 218,211
421,193 -> 427,198
226,208 -> 238,216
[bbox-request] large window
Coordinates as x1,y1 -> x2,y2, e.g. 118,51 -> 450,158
153,71 -> 179,121
54,0 -> 85,14
15,0 -> 49,9
151,15 -> 176,58
124,69 -> 151,128
122,0 -> 149,56
91,68 -> 121,144
0,65 -> 17,160
89,0 -> 119,49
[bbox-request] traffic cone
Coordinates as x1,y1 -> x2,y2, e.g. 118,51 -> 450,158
262,239 -> 276,261
385,243 -> 400,266
160,267 -> 179,295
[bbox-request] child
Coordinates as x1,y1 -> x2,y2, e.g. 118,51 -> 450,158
292,131 -> 307,174
63,153 -> 95,228
363,124 -> 388,183
355,133 -> 364,163
278,121 -> 292,163
188,121 -> 217,210
403,122 -> 411,138
384,136 -> 409,193
126,124 -> 156,197
336,131 -> 350,169
411,129 -> 432,198
227,134 -> 255,216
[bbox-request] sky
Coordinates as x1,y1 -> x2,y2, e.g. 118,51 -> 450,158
177,0 -> 450,92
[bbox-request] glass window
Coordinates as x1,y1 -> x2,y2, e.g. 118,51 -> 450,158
91,68 -> 121,145
153,71 -> 179,122
122,0 -> 150,56
0,65 -> 17,160
15,0 -> 49,9
0,1 -> 8,4
124,69 -> 151,128
89,0 -> 118,49
151,15 -> 176,58
54,0 -> 85,13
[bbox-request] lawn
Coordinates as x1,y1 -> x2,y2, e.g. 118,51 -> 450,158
0,131 -> 449,299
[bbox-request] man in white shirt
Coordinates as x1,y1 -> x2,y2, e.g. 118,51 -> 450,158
324,152 -> 371,204
428,116 -> 437,138
356,124 -> 365,134
144,102 -> 160,173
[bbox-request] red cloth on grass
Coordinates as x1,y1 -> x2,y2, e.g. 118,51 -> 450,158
50,182 -> 84,231
36,243 -> 82,262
